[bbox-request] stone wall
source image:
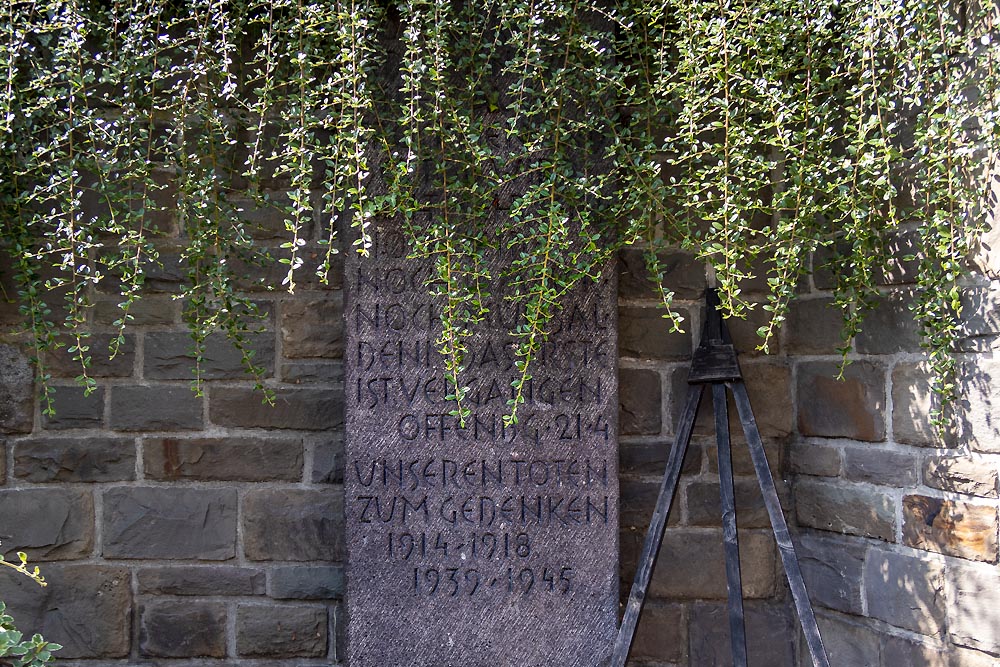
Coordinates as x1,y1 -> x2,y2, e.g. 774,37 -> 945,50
1,210 -> 999,666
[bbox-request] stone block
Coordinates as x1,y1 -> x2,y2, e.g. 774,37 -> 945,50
797,361 -> 886,441
726,306 -> 781,356
892,362 -> 957,448
923,457 -> 999,498
856,289 -> 923,354
620,479 -> 681,529
864,548 -> 947,635
629,601 -> 685,664
41,385 -> 104,429
236,605 -> 327,657
902,495 -> 999,562
645,530 -> 776,599
785,298 -> 845,355
0,344 -> 33,433
617,249 -> 705,301
138,566 -> 265,596
282,360 -> 344,383
881,636 -> 949,667
103,487 -> 237,560
794,479 -> 895,541
795,532 -> 865,615
0,564 -> 130,658
958,285 -> 1000,352
210,386 -> 342,430
686,478 -> 770,529
231,191 -> 316,240
843,446 -> 918,486
959,360 -> 1000,453
311,434 -> 344,484
947,561 -> 1000,654
619,438 -> 702,477
13,437 -> 135,483
243,488 -> 345,561
619,306 -> 692,360
139,601 -> 227,657
109,384 -> 203,431
143,436 -> 303,481
144,331 -> 274,379
93,295 -> 180,325
0,488 -> 93,559
689,603 -> 796,667
281,294 -> 344,358
787,441 -> 842,477
806,614 -> 879,667
43,334 -> 136,377
706,438 -> 783,478
270,565 -> 345,599
877,229 -> 923,285
619,368 -> 661,435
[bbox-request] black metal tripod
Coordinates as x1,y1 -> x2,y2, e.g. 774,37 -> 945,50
611,290 -> 831,667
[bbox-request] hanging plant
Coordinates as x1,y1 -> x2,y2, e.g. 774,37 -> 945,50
1,0 -> 997,427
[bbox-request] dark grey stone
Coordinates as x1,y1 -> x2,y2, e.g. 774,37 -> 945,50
139,601 -> 227,657
142,436 -> 303,481
236,604 -> 327,657
619,306 -> 692,360
795,532 -> 866,615
794,478 -> 895,541
93,295 -> 180,325
137,566 -> 265,596
787,441 -> 842,477
686,478 -> 770,529
209,386 -> 341,430
0,564 -> 131,658
856,289 -> 923,354
0,344 -> 33,433
617,248 -> 705,300
109,384 -> 203,431
947,561 -> 1000,654
785,298 -> 845,355
270,565 -> 345,599
243,488 -> 344,561
41,385 -> 104,429
689,603 -> 796,667
0,488 -> 94,559
281,294 -> 344,358
13,437 -> 135,482
102,487 -> 237,559
629,601 -> 685,663
144,331 -> 274,379
619,438 -> 701,477
843,447 -> 918,486
311,434 -> 344,484
43,334 -> 136,377
344,229 -> 620,667
282,360 -> 344,383
645,530 -> 776,600
620,367 -> 661,435
881,636 -> 949,667
797,361 -> 886,441
864,548 -> 946,636
808,614 -> 879,667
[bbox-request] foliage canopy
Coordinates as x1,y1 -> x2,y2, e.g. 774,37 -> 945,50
1,0 -> 997,424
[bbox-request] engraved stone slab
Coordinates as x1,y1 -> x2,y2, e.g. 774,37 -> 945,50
345,226 -> 619,667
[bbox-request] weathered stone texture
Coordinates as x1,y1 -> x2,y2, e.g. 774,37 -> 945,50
797,361 -> 886,441
902,495 -> 999,562
103,487 -> 237,559
620,367 -> 662,435
864,549 -> 947,636
243,488 -> 344,561
881,636 -> 950,667
619,306 -> 692,360
41,385 -> 104,429
139,601 -> 227,657
13,437 -> 135,482
808,614 -> 880,667
93,295 -> 179,325
796,532 -> 866,615
947,562 -> 1000,654
210,386 -> 342,430
959,360 -> 1000,453
138,566 -> 265,596
643,530 -> 776,599
236,605 -> 328,657
785,298 -> 845,355
923,457 -> 999,498
0,343 -> 33,433
855,289 -> 923,354
689,603 -> 796,667
630,602 -> 686,664
794,479 -> 895,541
311,434 -> 344,483
0,488 -> 94,559
843,447 -> 918,486
270,565 -> 345,600
686,478 -> 770,529
892,362 -> 957,448
144,331 -> 274,379
282,359 -> 344,383
281,294 -> 344,358
43,334 -> 136,377
618,249 -> 705,301
110,384 -> 203,431
143,436 -> 303,481
0,564 -> 131,658
787,441 -> 841,477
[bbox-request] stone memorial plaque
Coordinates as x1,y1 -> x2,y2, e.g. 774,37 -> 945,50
345,225 -> 619,667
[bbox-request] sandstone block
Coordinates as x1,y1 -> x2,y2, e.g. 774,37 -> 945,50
282,360 -> 344,383
923,457 -> 999,498
686,478 -> 770,529
843,447 -> 918,486
0,564 -> 130,658
109,384 -> 203,431
947,561 -> 1000,654
139,601 -> 227,657
144,331 -> 274,379
43,334 -> 136,378
794,532 -> 866,615
619,306 -> 692,360
619,368 -> 661,435
236,605 -> 327,657
282,294 -> 344,358
797,361 -> 886,441
143,436 -> 303,481
103,487 -> 237,559
856,289 -> 923,354
243,488 -> 345,561
902,495 -> 999,562
864,548 -> 947,635
210,386 -> 342,430
881,636 -> 949,667
270,565 -> 345,600
892,362 -> 957,448
787,441 -> 842,477
959,360 -> 1000,453
138,566 -> 265,596
311,434 -> 344,484
690,603 -> 796,667
794,479 -> 895,541
617,249 -> 705,301
41,385 -> 104,429
13,437 -> 135,482
645,529 -> 776,599
629,602 -> 685,664
619,438 -> 702,477
807,614 -> 879,667
785,298 -> 845,355
0,488 -> 93,559
0,344 -> 33,433
94,295 -> 179,325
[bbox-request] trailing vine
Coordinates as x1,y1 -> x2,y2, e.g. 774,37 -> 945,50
1,0 -> 997,425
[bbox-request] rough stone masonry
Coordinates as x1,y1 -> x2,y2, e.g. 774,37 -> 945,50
0,195 -> 999,666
